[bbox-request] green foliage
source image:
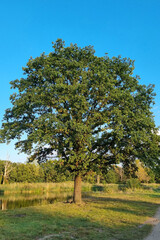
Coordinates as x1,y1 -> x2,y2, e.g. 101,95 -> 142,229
126,178 -> 141,189
135,160 -> 151,183
0,39 -> 159,182
0,159 -> 159,185
0,161 -> 5,184
83,171 -> 96,184
41,160 -> 72,182
103,184 -> 119,193
0,160 -> 72,184
105,169 -> 119,183
41,161 -> 57,182
155,170 -> 160,183
114,166 -> 126,183
0,160 -> 5,173
9,163 -> 44,183
147,169 -> 155,183
91,185 -> 104,192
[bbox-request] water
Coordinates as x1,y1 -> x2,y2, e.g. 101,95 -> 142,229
0,192 -> 73,210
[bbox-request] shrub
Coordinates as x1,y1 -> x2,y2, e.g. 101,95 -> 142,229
105,170 -> 119,183
126,178 -> 141,189
103,184 -> 119,193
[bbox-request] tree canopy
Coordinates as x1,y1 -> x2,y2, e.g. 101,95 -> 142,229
0,39 -> 159,203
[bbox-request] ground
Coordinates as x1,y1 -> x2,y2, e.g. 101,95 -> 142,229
0,190 -> 160,240
144,207 -> 160,240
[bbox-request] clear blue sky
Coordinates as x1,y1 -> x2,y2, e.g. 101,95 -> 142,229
0,0 -> 160,162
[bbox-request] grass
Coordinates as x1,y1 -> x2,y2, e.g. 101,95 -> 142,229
1,182 -> 159,194
0,185 -> 160,240
0,182 -> 93,194
0,182 -> 74,194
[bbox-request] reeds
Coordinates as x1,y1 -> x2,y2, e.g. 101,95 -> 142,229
1,182 -> 159,194
0,181 -> 93,194
0,182 -> 74,194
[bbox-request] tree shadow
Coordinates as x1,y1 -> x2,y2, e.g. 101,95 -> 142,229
83,194 -> 160,220
84,194 -> 160,206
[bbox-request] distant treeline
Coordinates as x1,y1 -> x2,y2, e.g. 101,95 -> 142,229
0,159 -> 158,184
0,160 -> 72,184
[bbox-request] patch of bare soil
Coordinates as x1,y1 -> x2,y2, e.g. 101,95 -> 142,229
37,232 -> 75,240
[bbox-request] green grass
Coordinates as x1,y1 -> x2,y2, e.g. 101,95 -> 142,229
1,182 -> 159,194
0,188 -> 160,240
0,182 -> 93,194
0,182 -> 74,194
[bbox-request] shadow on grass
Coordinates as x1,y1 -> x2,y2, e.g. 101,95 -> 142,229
91,184 -> 129,194
83,194 -> 160,220
84,194 -> 160,206
0,194 -> 157,240
145,193 -> 160,199
0,190 -> 4,196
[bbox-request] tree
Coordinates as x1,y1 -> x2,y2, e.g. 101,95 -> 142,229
2,161 -> 12,184
114,166 -> 126,182
41,160 -> 60,182
0,161 -> 5,184
9,162 -> 18,182
135,159 -> 150,183
105,169 -> 118,183
9,162 -> 45,183
0,39 -> 159,203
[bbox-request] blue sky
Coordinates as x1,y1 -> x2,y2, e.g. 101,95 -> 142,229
0,0 -> 160,162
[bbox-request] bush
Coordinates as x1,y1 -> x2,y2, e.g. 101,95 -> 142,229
91,185 -> 104,192
126,178 -> 141,189
103,184 -> 119,193
105,170 -> 119,183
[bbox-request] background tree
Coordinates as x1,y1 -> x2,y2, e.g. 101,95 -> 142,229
0,161 -> 5,184
2,161 -> 12,184
105,169 -> 119,183
135,159 -> 150,183
9,162 -> 18,183
114,166 -> 126,183
0,39 -> 159,203
146,168 -> 155,183
41,160 -> 68,182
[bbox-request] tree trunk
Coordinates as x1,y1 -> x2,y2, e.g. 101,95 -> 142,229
97,175 -> 100,185
73,175 -> 82,204
2,200 -> 7,210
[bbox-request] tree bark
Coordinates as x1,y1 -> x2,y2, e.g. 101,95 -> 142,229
73,175 -> 82,204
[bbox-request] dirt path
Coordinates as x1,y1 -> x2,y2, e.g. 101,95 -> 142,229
144,207 -> 160,240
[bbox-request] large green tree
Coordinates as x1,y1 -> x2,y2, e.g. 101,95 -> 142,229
0,39 -> 159,203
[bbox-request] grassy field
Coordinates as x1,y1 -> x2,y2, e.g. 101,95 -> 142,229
0,183 -> 160,240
